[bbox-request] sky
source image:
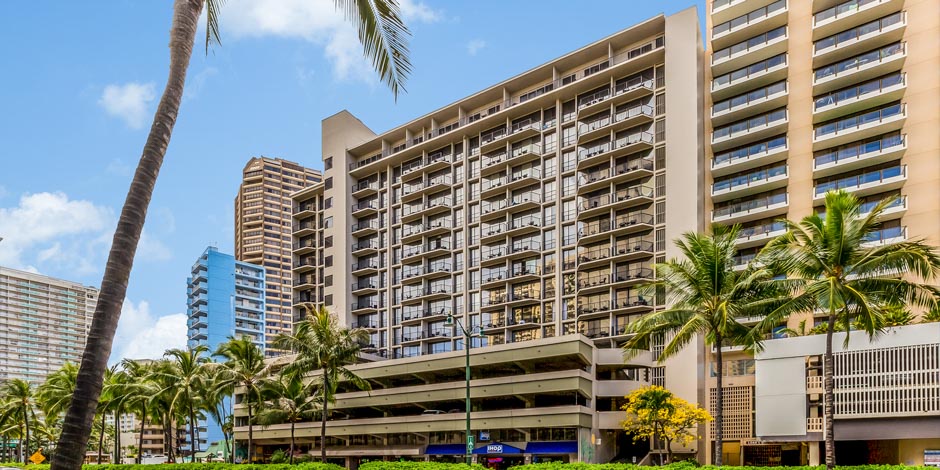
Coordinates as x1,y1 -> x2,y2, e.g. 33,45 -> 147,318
0,0 -> 705,363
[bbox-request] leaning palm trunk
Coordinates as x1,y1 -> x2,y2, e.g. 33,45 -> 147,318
824,313 -> 837,470
714,336 -> 724,466
49,2 -> 203,469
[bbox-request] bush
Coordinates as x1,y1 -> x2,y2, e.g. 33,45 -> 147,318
360,462 -> 484,470
7,463 -> 345,470
269,450 -> 288,465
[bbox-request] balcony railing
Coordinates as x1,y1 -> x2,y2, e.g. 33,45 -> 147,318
713,136 -> 788,168
814,42 -> 904,82
614,266 -> 654,282
713,0 -> 787,38
713,26 -> 786,64
713,165 -> 787,193
814,103 -> 904,139
713,54 -> 787,90
814,11 -> 904,54
351,199 -> 379,212
739,221 -> 787,240
863,225 -> 906,244
713,81 -> 787,115
814,165 -> 905,196
713,108 -> 787,142
814,133 -> 903,168
713,192 -> 787,219
815,0 -> 886,25
814,73 -> 903,111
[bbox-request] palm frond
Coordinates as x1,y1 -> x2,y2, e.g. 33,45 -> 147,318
335,0 -> 412,99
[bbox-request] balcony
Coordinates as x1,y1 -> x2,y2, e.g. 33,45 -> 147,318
351,280 -> 379,295
813,0 -> 903,40
711,53 -> 788,100
579,185 -> 655,217
292,220 -> 316,236
351,199 -> 380,217
507,142 -> 543,165
578,271 -> 611,293
712,108 -> 788,152
612,294 -> 654,313
712,0 -> 780,24
578,299 -> 611,316
351,300 -> 382,313
351,259 -> 379,275
813,42 -> 905,94
292,257 -> 317,273
579,158 -> 654,193
481,221 -> 509,243
508,118 -> 542,143
402,196 -> 453,223
711,136 -> 788,178
351,239 -> 380,256
351,219 -> 380,236
862,225 -> 906,247
813,165 -> 906,202
712,191 -> 788,224
711,81 -> 788,126
813,103 -> 905,149
506,214 -> 542,237
480,127 -> 509,153
481,268 -> 508,287
736,221 -> 787,248
578,212 -> 656,243
294,202 -> 316,218
711,26 -> 788,76
508,239 -> 541,259
293,239 -> 318,255
712,0 -> 788,50
511,265 -> 541,282
812,11 -> 905,66
612,266 -> 654,286
508,191 -> 542,214
813,133 -> 905,177
578,105 -> 655,143
295,275 -> 316,290
813,73 -> 905,122
401,219 -> 451,243
712,164 -> 788,202
577,79 -> 655,118
402,175 -> 453,202
401,282 -> 452,304
351,179 -> 380,197
577,132 -> 655,169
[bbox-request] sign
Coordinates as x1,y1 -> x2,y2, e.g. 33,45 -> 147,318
479,431 -> 490,441
467,436 -> 474,453
925,449 -> 940,467
30,450 -> 45,465
487,445 -> 504,454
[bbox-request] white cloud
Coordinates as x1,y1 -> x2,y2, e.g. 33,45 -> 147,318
466,39 -> 486,56
112,299 -> 187,362
0,191 -> 172,275
184,66 -> 218,101
105,158 -> 132,177
221,0 -> 440,84
98,82 -> 156,129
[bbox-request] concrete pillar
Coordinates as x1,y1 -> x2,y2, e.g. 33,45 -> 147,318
809,442 -> 820,466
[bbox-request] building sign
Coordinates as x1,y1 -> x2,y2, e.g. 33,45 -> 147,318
925,450 -> 940,467
479,431 -> 490,441
487,445 -> 503,454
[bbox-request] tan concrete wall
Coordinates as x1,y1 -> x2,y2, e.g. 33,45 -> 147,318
899,438 -> 940,466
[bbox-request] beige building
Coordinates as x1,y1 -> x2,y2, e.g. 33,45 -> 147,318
235,157 -> 322,355
0,266 -> 97,383
704,0 -> 940,464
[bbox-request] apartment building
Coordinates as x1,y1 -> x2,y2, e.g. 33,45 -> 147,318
235,157 -> 322,355
187,246 -> 266,450
237,335 -> 659,466
704,0 -> 940,464
0,266 -> 97,383
291,183 -> 327,316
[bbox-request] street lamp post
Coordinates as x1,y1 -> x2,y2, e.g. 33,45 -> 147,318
445,313 -> 478,466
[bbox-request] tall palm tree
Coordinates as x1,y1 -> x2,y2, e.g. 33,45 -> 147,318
157,346 -> 210,459
37,362 -> 79,423
52,0 -> 412,466
755,190 -> 940,470
94,366 -> 119,464
257,375 -> 323,464
201,365 -> 234,463
623,224 -> 781,466
0,379 -> 37,464
274,306 -> 371,462
214,337 -> 268,463
120,359 -> 157,464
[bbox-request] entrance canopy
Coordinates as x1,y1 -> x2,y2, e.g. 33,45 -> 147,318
526,441 -> 578,454
473,443 -> 524,454
426,444 -> 468,455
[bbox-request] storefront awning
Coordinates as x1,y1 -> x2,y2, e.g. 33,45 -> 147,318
425,444 -> 468,455
526,441 -> 578,454
473,443 -> 523,454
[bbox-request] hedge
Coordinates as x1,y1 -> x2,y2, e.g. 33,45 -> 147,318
0,464 -> 344,470
0,463 -> 931,470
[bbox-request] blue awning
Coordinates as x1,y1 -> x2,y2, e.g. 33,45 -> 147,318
525,441 -> 578,454
425,444 -> 468,455
473,443 -> 523,454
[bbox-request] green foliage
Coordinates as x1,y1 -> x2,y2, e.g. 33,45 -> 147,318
268,449 -> 288,464
508,465 -> 932,470
360,462 -> 484,470
3,463 -> 345,470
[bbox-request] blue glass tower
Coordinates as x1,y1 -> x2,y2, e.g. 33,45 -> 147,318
186,246 -> 265,452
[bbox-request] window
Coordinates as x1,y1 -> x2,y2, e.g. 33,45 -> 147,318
655,119 -> 665,142
655,93 -> 665,115
544,229 -> 556,250
562,100 -> 576,123
655,65 -> 665,89
563,224 -> 576,246
544,157 -> 556,178
655,146 -> 665,170
562,126 -> 577,148
655,174 -> 665,197
562,150 -> 577,173
562,176 -> 576,197
544,132 -> 557,153
544,206 -> 556,225
324,157 -> 333,170
655,228 -> 666,251
544,183 -> 556,203
655,201 -> 666,225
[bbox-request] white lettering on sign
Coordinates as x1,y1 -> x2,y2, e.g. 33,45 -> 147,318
487,445 -> 503,454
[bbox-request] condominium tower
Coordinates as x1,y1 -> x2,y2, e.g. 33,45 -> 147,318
704,0 -> 940,465
234,157 -> 321,355
187,246 -> 266,451
0,266 -> 97,383
269,8 -> 707,465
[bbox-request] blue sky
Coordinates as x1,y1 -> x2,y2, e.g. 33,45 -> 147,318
0,0 -> 704,361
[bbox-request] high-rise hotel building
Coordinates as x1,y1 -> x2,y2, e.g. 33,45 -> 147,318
0,266 -> 97,383
235,157 -> 322,355
704,0 -> 940,465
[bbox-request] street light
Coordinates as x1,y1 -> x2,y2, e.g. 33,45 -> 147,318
444,312 -> 480,466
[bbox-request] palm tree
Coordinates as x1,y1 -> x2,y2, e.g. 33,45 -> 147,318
37,362 -> 79,423
755,190 -> 940,470
120,359 -> 157,464
0,379 -> 37,463
51,0 -> 412,466
274,306 -> 371,462
201,365 -> 234,463
257,375 -> 322,464
623,224 -> 781,466
94,366 -> 119,464
214,337 -> 268,463
157,346 -> 211,459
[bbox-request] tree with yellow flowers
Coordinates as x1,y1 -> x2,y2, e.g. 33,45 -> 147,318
621,385 -> 712,465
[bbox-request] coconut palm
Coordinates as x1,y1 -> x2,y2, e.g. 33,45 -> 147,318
201,365 -> 235,463
623,224 -> 782,466
257,375 -> 323,464
157,346 -> 211,458
0,379 -> 37,463
755,189 -> 940,470
52,0 -> 412,466
274,306 -> 371,462
120,359 -> 158,464
214,337 -> 268,463
37,362 -> 79,423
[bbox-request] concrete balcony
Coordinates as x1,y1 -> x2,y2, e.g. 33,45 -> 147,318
813,73 -> 905,123
712,0 -> 788,50
813,42 -> 905,95
351,199 -> 380,217
577,132 -> 655,169
711,81 -> 788,127
579,158 -> 655,193
813,134 -> 905,177
862,226 -> 906,247
712,109 -> 788,152
712,0 -> 779,24
712,192 -> 788,224
578,104 -> 655,143
812,103 -> 905,150
813,165 -> 906,202
711,53 -> 788,101
736,221 -> 787,249
712,165 -> 788,202
711,136 -> 788,178
711,27 -> 788,76
812,0 -> 903,40
812,11 -> 905,67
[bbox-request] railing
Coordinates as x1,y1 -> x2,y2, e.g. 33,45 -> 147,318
512,265 -> 540,276
351,199 -> 379,212
580,212 -> 655,237
510,239 -> 541,253
732,252 -> 757,266
815,0 -> 884,24
578,132 -> 654,161
863,225 -> 906,244
713,109 -> 787,141
482,244 -> 508,260
714,0 -> 787,37
815,73 -> 904,110
351,219 -> 380,232
859,195 -> 905,214
713,136 -> 787,168
511,214 -> 541,229
511,142 -> 541,159
814,103 -> 904,139
483,151 -> 507,168
739,221 -> 786,240
482,268 -> 508,283
352,239 -> 380,251
713,192 -> 787,219
481,126 -> 507,146
352,260 -> 379,271
351,280 -> 378,291
352,179 -> 379,192
814,133 -> 903,167
814,11 -> 904,53
482,222 -> 508,237
814,42 -> 904,82
713,54 -> 787,89
713,165 -> 787,193
713,81 -> 787,115
353,300 -> 383,310
510,166 -> 541,181
615,266 -> 654,282
510,191 -> 541,206
578,271 -> 611,288
580,245 -> 611,263
713,26 -> 786,64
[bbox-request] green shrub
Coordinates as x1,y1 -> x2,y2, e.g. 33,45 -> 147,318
360,462 -> 484,470
269,450 -> 288,465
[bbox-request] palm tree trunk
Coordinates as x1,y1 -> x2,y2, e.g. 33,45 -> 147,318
23,411 -> 30,465
188,405 -> 197,459
320,370 -> 329,463
247,404 -> 253,464
714,336 -> 724,466
49,2 -> 203,466
97,413 -> 106,464
289,420 -> 295,465
114,406 -> 122,463
824,314 -> 837,470
137,411 -> 147,464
